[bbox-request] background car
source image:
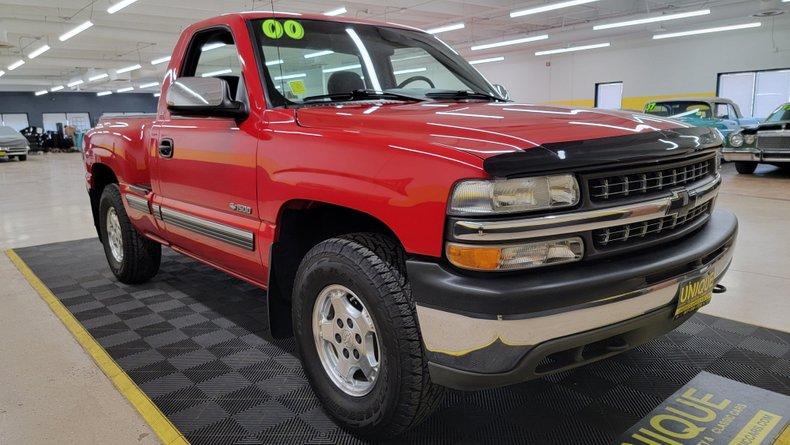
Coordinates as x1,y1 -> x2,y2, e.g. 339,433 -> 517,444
723,103 -> 790,174
0,125 -> 30,161
643,97 -> 761,140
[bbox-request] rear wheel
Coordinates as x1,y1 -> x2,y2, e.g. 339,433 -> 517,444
99,184 -> 161,283
292,233 -> 443,438
735,161 -> 757,174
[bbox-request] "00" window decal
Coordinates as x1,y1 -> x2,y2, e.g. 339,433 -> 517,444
262,19 -> 304,40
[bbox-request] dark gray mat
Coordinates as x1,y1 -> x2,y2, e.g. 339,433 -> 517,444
13,238 -> 790,444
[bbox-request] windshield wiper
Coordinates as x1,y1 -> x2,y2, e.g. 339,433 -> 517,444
302,89 -> 423,104
425,90 -> 504,102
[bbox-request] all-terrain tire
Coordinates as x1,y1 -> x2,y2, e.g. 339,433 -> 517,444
292,233 -> 443,438
99,184 -> 161,284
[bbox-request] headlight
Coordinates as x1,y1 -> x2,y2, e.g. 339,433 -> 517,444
447,237 -> 584,271
449,174 -> 579,215
729,133 -> 744,148
744,134 -> 756,146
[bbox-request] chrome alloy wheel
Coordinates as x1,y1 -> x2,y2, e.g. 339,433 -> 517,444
106,207 -> 124,263
312,284 -> 380,396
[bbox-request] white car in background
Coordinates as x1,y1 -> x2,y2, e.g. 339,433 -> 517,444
0,126 -> 30,161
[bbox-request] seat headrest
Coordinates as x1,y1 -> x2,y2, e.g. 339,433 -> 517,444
327,71 -> 365,95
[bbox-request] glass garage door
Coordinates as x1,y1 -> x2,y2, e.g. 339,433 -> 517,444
1,113 -> 29,131
719,69 -> 790,118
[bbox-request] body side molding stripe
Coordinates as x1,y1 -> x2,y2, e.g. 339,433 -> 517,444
159,207 -> 255,251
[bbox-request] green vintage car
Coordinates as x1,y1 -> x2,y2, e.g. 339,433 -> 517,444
722,103 -> 790,174
643,97 -> 761,140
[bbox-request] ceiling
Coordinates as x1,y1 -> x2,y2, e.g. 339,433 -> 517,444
0,0 -> 787,93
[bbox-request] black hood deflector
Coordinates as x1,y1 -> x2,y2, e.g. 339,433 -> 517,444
483,126 -> 722,177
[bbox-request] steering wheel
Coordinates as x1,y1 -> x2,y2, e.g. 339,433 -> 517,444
397,75 -> 435,89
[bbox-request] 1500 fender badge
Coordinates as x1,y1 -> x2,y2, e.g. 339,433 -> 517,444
229,203 -> 252,214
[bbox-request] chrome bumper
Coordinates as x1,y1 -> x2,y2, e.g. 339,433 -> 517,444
722,149 -> 790,162
0,146 -> 29,156
417,241 -> 733,358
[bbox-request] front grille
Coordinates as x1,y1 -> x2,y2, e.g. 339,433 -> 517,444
588,158 -> 712,202
593,201 -> 712,248
758,135 -> 790,151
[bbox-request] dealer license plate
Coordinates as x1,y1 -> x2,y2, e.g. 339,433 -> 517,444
674,270 -> 715,318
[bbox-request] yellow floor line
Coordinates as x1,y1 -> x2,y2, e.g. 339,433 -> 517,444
5,249 -> 189,445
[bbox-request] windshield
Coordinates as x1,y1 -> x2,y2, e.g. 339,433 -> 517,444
765,104 -> 790,123
253,18 -> 502,106
645,101 -> 712,119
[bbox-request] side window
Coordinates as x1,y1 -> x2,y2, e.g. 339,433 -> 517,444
181,28 -> 246,103
715,103 -> 730,119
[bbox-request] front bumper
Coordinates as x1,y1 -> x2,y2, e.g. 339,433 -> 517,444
0,146 -> 29,157
722,148 -> 790,163
408,209 -> 737,390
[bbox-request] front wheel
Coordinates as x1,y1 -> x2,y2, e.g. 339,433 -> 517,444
735,161 -> 757,174
18,155 -> 27,161
99,184 -> 161,283
292,233 -> 443,438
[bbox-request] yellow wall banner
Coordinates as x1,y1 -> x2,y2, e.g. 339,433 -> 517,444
619,372 -> 788,445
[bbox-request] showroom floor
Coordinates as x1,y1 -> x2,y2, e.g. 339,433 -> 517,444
1,153 -> 789,444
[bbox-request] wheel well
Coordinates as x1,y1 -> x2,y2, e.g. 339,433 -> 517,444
266,201 -> 401,338
89,163 -> 118,239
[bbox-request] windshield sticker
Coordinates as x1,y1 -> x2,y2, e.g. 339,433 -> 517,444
645,103 -> 656,112
783,104 -> 790,111
262,19 -> 304,40
288,80 -> 306,95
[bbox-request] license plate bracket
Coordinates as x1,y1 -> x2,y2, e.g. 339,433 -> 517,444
674,269 -> 716,318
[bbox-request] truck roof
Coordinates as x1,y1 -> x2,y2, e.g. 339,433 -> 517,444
212,11 -> 421,32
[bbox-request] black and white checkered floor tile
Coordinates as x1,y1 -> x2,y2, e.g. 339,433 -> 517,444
14,239 -> 790,444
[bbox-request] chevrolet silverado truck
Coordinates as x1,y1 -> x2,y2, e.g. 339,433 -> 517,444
83,12 -> 738,438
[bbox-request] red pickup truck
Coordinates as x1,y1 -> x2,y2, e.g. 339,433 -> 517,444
83,12 -> 737,437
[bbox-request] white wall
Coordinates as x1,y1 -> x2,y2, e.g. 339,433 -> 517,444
474,19 -> 790,111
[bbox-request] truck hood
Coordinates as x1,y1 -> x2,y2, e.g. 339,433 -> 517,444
295,102 -> 721,175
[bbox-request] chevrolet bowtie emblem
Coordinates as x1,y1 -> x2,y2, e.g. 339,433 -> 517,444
668,188 -> 692,218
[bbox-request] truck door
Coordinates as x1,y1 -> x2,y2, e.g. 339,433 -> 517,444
156,27 -> 263,283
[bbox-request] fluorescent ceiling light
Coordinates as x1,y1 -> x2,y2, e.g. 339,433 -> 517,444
150,55 -> 171,65
97,91 -> 112,96
653,22 -> 761,40
535,42 -> 610,55
471,34 -> 548,51
116,64 -> 141,74
27,44 -> 50,59
67,79 -> 84,87
274,73 -> 306,81
304,50 -> 334,59
35,90 -> 48,96
201,68 -> 232,77
594,9 -> 710,30
117,86 -> 134,93
201,42 -> 226,52
265,59 -> 284,66
7,59 -> 25,70
323,7 -> 347,16
393,67 -> 427,75
138,81 -> 159,89
323,63 -> 361,74
426,23 -> 465,34
511,0 -> 600,18
50,85 -> 64,92
469,56 -> 505,65
59,21 -> 93,42
107,0 -> 139,14
89,73 -> 109,82
154,93 -> 161,97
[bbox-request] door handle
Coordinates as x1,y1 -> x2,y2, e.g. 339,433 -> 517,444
159,138 -> 174,158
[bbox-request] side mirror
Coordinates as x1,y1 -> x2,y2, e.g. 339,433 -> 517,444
166,77 -> 247,119
493,84 -> 510,101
